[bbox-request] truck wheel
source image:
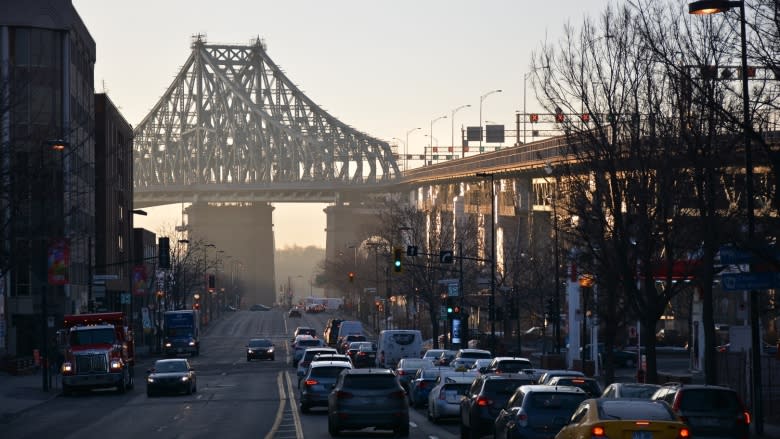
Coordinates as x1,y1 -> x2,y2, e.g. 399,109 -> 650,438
127,367 -> 135,390
116,373 -> 127,394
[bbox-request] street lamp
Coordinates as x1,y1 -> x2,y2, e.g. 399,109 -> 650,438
479,89 -> 502,149
404,127 -> 421,171
545,163 -> 562,353
430,115 -> 447,165
450,104 -> 471,158
476,172 -> 497,353
689,1 -> 762,434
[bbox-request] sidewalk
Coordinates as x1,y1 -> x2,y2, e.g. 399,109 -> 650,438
0,368 -> 60,424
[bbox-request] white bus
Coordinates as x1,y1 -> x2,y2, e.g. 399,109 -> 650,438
376,329 -> 423,368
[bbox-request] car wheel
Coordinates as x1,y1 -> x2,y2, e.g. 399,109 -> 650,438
270,355 -> 275,361
247,356 -> 251,362
427,406 -> 433,421
396,422 -> 409,437
127,369 -> 135,390
187,383 -> 193,395
147,389 -> 154,397
300,403 -> 310,414
192,383 -> 197,393
328,418 -> 340,437
460,422 -> 470,439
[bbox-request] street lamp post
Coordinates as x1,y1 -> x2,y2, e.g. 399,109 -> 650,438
523,73 -> 532,144
450,104 -> 471,158
429,116 -> 447,165
203,243 -> 215,325
476,172 -> 497,353
545,163 -> 562,353
689,1 -> 761,434
479,89 -> 502,149
404,127 -> 421,171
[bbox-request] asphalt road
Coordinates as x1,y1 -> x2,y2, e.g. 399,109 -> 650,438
2,309 -> 462,439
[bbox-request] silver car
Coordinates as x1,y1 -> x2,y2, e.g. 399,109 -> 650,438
327,368 -> 409,437
427,375 -> 473,423
299,361 -> 352,413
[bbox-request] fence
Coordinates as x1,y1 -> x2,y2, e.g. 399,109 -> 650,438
718,352 -> 780,423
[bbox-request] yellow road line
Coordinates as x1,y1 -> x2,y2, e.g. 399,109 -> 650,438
285,371 -> 304,438
264,371 -> 286,439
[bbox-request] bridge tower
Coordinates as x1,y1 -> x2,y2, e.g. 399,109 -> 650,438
187,202 -> 275,307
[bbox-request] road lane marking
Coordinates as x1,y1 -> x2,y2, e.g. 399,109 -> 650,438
264,371 -> 286,439
285,371 -> 304,438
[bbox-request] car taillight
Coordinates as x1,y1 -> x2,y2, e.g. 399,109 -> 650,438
397,370 -> 405,376
635,421 -> 650,426
419,381 -> 427,389
679,427 -> 690,438
389,390 -> 405,399
336,391 -> 353,399
358,352 -> 366,356
591,426 -> 606,436
515,412 -> 528,427
476,396 -> 493,406
739,411 -> 751,424
305,379 -> 318,386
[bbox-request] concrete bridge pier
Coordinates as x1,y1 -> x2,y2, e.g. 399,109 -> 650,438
324,203 -> 380,295
187,202 -> 276,308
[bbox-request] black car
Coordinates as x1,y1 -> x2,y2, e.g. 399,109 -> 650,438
460,374 -> 535,439
651,383 -> 750,439
146,358 -> 197,396
288,308 -> 302,318
250,304 -> 270,311
246,338 -> 275,361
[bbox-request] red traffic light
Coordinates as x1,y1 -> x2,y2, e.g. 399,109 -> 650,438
581,113 -> 590,123
193,303 -> 200,310
529,113 -> 539,123
555,112 -> 565,123
348,271 -> 355,282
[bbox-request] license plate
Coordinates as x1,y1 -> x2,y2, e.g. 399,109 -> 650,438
632,431 -> 653,439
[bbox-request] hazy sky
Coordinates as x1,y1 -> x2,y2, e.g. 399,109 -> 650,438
73,0 -> 613,248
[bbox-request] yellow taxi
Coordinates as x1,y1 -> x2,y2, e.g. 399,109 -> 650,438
555,398 -> 690,439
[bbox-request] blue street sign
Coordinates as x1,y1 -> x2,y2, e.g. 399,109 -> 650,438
719,245 -> 780,265
721,272 -> 780,291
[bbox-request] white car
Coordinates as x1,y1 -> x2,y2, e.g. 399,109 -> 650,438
427,375 -> 473,423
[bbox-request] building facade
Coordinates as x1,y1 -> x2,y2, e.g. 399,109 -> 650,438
0,0 -> 95,357
94,93 -> 134,314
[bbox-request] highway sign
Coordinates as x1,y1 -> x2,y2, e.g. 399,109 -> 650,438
721,272 -> 780,291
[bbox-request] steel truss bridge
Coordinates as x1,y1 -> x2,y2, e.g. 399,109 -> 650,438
133,36 -> 400,207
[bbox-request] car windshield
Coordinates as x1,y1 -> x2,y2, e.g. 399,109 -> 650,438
343,375 -> 396,390
155,361 -> 188,373
679,389 -> 741,411
460,351 -> 491,359
619,384 -> 660,399
494,360 -> 532,372
249,340 -> 272,348
69,328 -> 115,345
484,379 -> 527,395
443,383 -> 470,394
311,366 -> 349,378
529,392 -> 586,409
391,333 -> 417,345
399,359 -> 429,369
298,328 -> 315,335
600,400 -> 674,420
298,339 -> 321,347
166,327 -> 193,337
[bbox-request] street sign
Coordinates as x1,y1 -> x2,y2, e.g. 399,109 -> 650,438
438,278 -> 459,285
448,283 -> 460,297
721,272 -> 780,291
720,245 -> 780,265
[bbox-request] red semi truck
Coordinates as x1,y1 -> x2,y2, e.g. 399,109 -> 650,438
60,312 -> 135,395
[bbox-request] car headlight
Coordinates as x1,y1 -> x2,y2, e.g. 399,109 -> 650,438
164,342 -> 172,348
61,362 -> 73,374
267,347 -> 274,352
181,376 -> 190,382
110,360 -> 123,370
147,377 -> 155,383
188,341 -> 196,346
247,349 -> 254,354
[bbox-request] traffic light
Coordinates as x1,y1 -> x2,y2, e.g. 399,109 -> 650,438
348,271 -> 355,282
393,247 -> 403,273
406,245 -> 418,257
439,250 -> 454,264
208,274 -> 216,292
158,237 -> 170,269
545,298 -> 555,319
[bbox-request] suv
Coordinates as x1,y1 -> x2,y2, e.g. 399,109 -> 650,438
297,347 -> 338,380
460,373 -> 536,439
453,348 -> 493,368
299,361 -> 352,413
291,336 -> 325,366
494,384 -> 587,439
651,383 -> 750,439
324,319 -> 345,346
327,368 -> 409,437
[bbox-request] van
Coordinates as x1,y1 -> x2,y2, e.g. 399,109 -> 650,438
377,329 -> 423,368
336,320 -> 364,341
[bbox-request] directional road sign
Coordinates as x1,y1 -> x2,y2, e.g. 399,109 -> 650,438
721,272 -> 780,291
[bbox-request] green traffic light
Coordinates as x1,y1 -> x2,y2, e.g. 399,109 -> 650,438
447,307 -> 453,313
394,260 -> 401,267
